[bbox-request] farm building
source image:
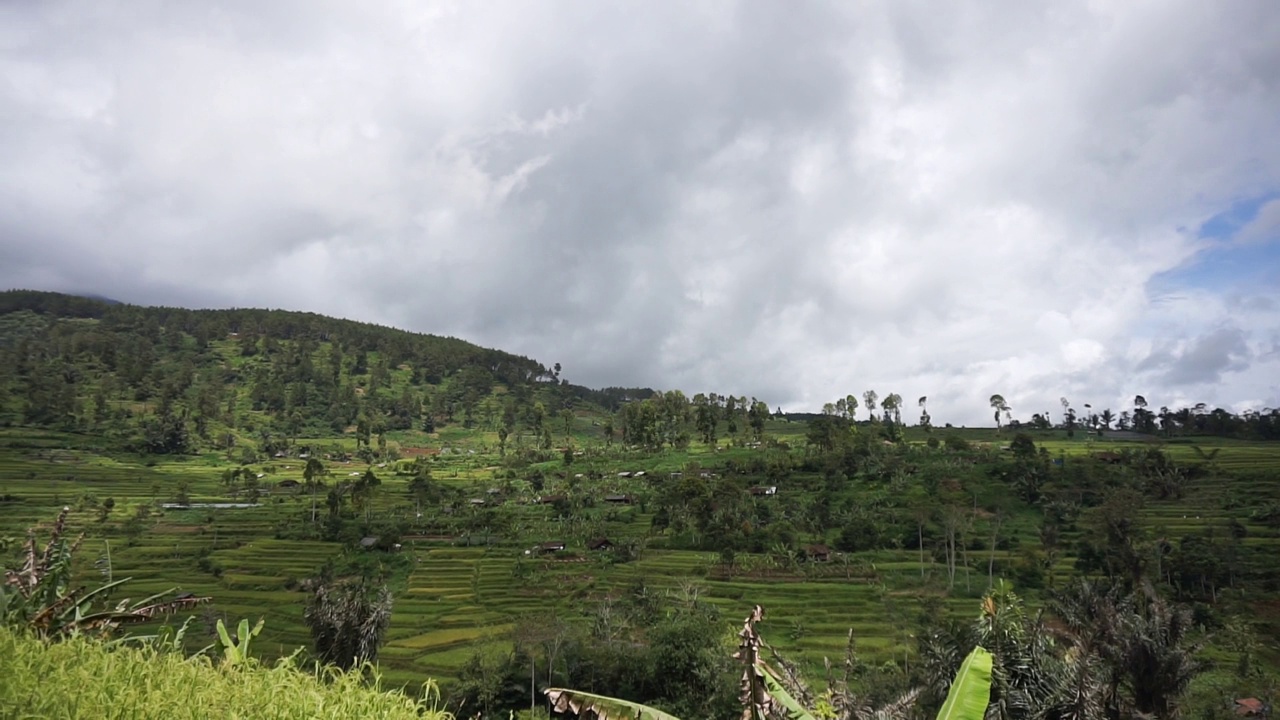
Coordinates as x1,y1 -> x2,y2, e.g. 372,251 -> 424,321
588,537 -> 614,551
805,544 -> 831,562
1234,698 -> 1268,717
749,486 -> 778,497
604,493 -> 632,505
535,541 -> 566,554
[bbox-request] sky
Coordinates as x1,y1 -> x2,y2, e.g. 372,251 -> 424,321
2,1 -> 1279,426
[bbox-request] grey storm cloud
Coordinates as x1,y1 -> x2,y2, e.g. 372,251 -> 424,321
1138,326 -> 1252,387
3,0 -> 1280,423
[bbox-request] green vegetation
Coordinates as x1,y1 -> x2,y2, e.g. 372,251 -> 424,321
2,291 -> 1279,719
0,625 -> 450,719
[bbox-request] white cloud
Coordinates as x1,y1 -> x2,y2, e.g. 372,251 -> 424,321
1,0 -> 1278,424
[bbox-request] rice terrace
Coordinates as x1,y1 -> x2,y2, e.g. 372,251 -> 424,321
1,290 -> 1278,719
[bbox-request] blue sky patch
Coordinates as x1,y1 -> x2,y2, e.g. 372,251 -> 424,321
1151,192 -> 1280,294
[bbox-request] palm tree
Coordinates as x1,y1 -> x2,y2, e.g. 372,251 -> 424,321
1120,587 -> 1203,720
304,578 -> 393,670
1050,579 -> 1202,720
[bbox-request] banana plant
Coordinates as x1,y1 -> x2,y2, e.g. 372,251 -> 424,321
216,617 -> 265,667
2,508 -> 210,637
546,605 -> 993,720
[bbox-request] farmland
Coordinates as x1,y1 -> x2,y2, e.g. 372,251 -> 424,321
3,422 -> 1279,695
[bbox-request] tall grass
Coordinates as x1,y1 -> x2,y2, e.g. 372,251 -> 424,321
0,627 -> 451,720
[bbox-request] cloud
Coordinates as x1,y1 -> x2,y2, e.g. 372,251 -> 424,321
2,1 -> 1279,424
1137,326 -> 1252,386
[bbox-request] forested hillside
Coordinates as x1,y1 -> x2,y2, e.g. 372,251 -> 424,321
0,290 -> 646,453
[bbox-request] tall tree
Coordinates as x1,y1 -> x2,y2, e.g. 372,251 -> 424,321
883,393 -> 903,425
304,457 -> 328,524
989,394 -> 1009,433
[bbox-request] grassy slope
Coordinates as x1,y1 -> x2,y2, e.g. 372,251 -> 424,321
0,626 -> 451,720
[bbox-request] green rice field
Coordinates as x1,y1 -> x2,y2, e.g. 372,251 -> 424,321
3,425 -> 1279,691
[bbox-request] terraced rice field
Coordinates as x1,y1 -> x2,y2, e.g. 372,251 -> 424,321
4,426 -> 1279,690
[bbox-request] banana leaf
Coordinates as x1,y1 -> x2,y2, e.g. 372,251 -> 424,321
545,688 -> 684,720
757,659 -> 818,720
935,646 -> 993,720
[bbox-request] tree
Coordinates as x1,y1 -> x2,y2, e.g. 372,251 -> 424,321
304,457 -> 328,525
748,399 -> 769,441
862,390 -> 878,422
353,468 -> 381,525
940,505 -> 969,590
989,395 -> 1009,433
883,393 -> 903,425
560,408 -> 575,441
693,394 -> 719,445
141,407 -> 191,454
1051,579 -> 1203,720
918,396 -> 932,431
406,457 -> 438,515
1133,395 -> 1155,434
304,578 -> 393,670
